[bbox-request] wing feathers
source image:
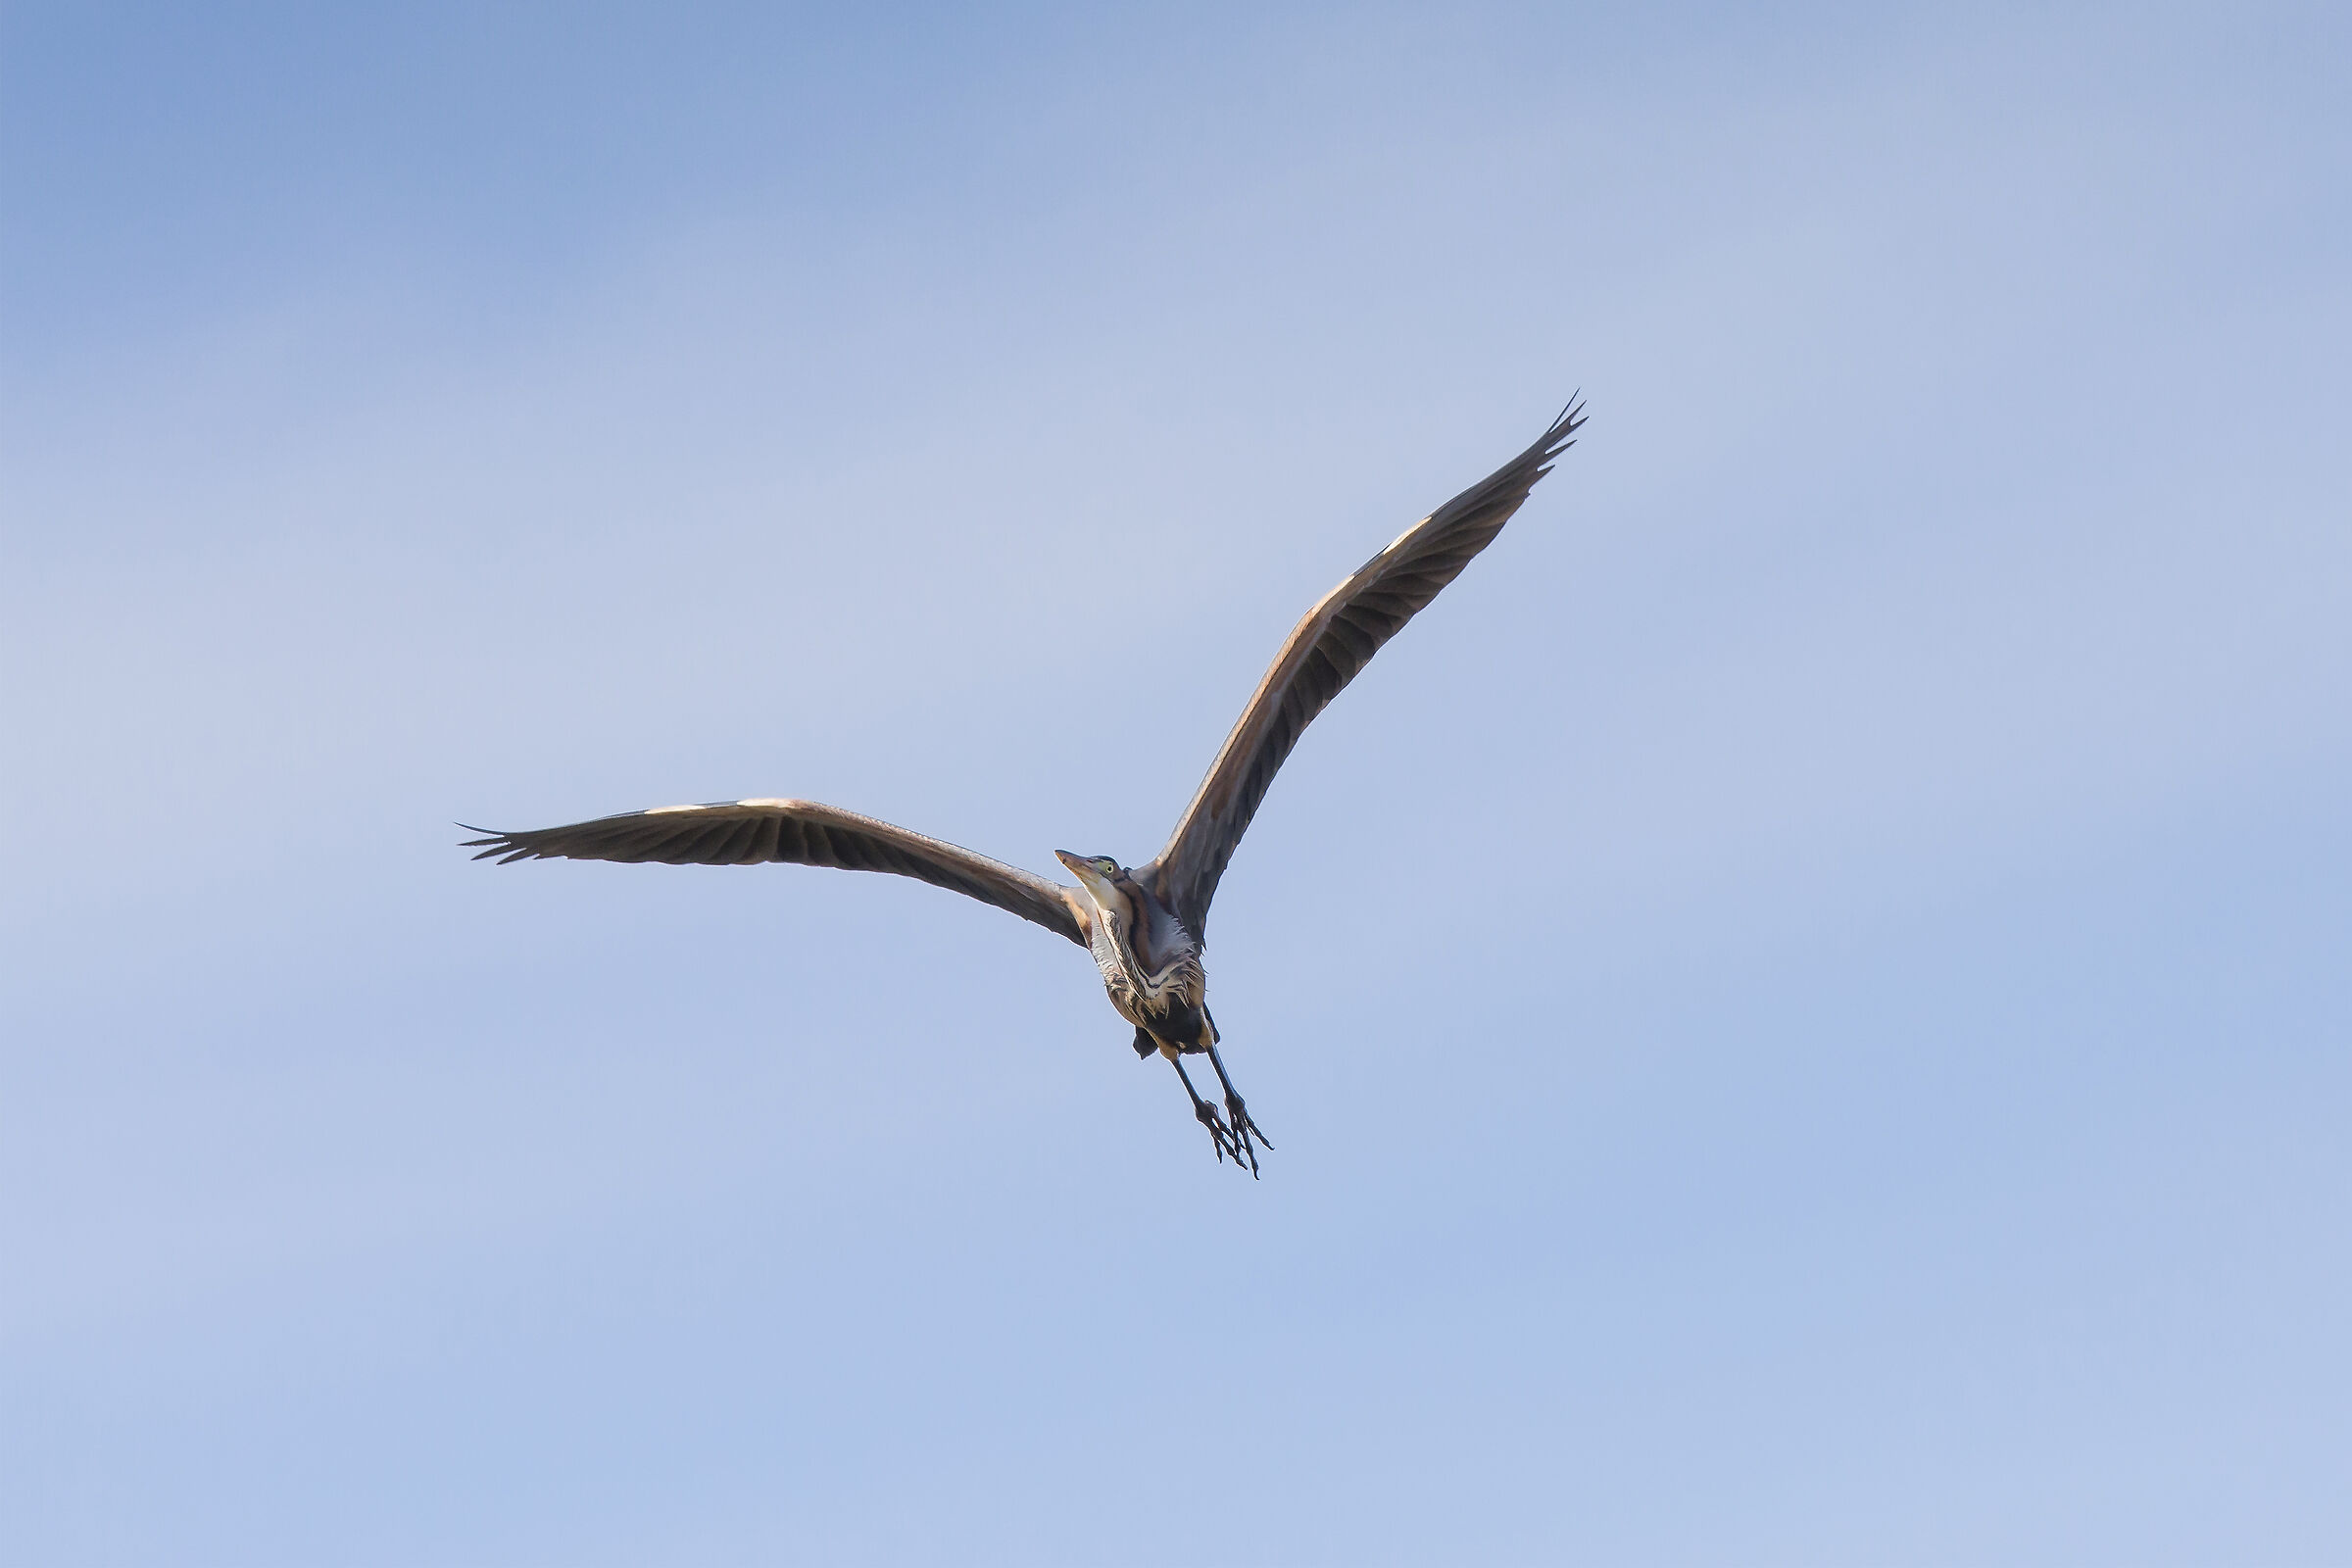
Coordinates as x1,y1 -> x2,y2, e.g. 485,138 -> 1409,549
461,798 -> 1085,945
464,407 -> 1581,951
1149,404 -> 1584,936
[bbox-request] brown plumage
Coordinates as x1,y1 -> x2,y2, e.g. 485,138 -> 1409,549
463,403 -> 1585,1173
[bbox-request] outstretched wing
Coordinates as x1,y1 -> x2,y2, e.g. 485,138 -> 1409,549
462,798 -> 1085,946
1148,403 -> 1585,937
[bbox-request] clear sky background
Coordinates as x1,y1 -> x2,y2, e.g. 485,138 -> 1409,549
4,3 -> 2347,1563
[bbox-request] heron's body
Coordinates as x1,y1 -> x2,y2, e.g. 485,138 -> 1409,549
464,404 -> 1585,1173
1074,862 -> 1212,1058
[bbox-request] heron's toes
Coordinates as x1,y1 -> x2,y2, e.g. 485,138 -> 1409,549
1193,1099 -> 1241,1164
1224,1095 -> 1269,1177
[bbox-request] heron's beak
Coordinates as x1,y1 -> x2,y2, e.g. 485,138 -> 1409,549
1054,851 -> 1114,902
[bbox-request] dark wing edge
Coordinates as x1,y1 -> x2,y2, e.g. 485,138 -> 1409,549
1148,401 -> 1585,936
460,798 -> 1086,946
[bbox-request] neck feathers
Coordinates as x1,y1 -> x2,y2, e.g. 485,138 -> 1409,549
1085,875 -> 1203,1004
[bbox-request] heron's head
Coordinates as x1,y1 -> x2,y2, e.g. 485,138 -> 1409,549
1054,851 -> 1131,923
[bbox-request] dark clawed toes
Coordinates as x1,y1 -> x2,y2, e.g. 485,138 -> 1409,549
1194,1101 -> 1239,1163
1199,1050 -> 1267,1175
1224,1098 -> 1270,1176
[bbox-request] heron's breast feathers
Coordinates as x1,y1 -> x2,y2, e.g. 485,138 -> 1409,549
1088,918 -> 1205,1019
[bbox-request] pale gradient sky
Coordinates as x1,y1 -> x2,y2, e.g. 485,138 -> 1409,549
4,3 -> 2348,1563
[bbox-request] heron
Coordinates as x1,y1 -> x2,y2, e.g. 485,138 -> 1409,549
464,403 -> 1584,1173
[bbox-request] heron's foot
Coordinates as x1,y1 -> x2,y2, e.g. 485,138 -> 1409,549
1193,1098 -> 1244,1165
1224,1093 -> 1270,1176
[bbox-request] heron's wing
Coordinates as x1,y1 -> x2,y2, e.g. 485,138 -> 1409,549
1149,404 -> 1585,936
462,798 -> 1086,946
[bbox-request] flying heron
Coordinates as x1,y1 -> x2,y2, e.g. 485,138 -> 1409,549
464,404 -> 1584,1173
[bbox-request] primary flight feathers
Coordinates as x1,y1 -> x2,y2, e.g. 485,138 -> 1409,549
1151,403 -> 1583,935
464,402 -> 1583,936
464,797 -> 1084,944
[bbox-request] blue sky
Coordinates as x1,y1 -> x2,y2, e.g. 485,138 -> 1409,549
4,3 -> 2348,1562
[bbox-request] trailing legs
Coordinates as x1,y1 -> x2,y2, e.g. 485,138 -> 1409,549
1205,1045 -> 1270,1176
1169,1054 -> 1244,1167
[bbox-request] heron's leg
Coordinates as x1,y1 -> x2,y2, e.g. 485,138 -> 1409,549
1204,1045 -> 1271,1173
1171,1055 -> 1242,1166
